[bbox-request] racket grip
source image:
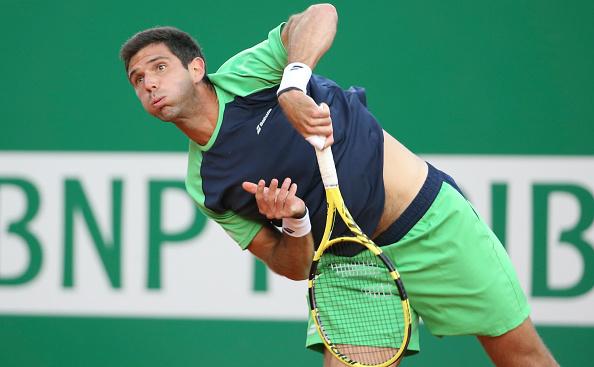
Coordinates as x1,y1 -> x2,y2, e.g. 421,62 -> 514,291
307,135 -> 338,187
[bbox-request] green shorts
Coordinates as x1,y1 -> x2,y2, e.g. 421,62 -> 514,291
306,163 -> 530,354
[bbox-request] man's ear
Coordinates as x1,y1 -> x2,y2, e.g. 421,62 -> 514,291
188,57 -> 206,83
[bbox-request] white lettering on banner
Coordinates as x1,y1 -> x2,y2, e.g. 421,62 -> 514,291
0,153 -> 592,326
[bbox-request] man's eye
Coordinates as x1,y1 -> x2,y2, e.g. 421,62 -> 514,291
135,76 -> 144,86
157,64 -> 167,71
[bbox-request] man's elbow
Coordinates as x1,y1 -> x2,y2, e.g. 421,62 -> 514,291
274,261 -> 310,281
307,3 -> 338,22
262,257 -> 310,281
284,270 -> 309,281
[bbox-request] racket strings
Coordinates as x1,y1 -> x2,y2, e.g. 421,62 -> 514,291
313,241 -> 406,366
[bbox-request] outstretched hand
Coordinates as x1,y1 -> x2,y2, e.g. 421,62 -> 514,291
278,90 -> 334,149
242,178 -> 306,220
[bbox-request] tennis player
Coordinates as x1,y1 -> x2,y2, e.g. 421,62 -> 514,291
120,3 -> 558,366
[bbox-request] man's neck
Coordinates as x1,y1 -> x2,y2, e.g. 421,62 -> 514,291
174,82 -> 219,146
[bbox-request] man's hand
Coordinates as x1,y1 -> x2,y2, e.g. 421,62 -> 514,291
243,177 -> 313,281
242,177 -> 306,220
278,90 -> 334,149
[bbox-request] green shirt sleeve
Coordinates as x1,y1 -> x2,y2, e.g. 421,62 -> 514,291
208,23 -> 288,97
185,140 -> 263,250
204,208 -> 264,250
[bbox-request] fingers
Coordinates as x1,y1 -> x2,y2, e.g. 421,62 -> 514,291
246,178 -> 303,220
241,181 -> 258,194
314,103 -> 334,147
278,92 -> 333,139
303,116 -> 333,143
311,103 -> 331,126
275,178 -> 292,213
255,179 -> 268,215
306,102 -> 334,150
266,178 -> 280,212
322,134 -> 334,149
286,180 -> 305,216
316,102 -> 330,117
288,180 -> 298,197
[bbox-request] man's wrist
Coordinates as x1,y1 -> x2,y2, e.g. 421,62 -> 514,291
277,86 -> 303,98
277,62 -> 312,96
294,207 -> 307,219
282,207 -> 311,237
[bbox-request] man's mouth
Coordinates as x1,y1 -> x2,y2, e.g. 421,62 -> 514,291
152,96 -> 165,106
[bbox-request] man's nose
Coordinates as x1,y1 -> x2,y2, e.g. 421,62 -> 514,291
143,75 -> 158,91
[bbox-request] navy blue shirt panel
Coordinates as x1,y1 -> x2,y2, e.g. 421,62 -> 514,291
200,74 -> 385,247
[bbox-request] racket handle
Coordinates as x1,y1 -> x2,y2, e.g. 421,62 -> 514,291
307,136 -> 338,188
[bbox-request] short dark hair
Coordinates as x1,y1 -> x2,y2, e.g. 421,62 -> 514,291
120,26 -> 210,82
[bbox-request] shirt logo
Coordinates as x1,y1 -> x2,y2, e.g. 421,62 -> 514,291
256,108 -> 272,135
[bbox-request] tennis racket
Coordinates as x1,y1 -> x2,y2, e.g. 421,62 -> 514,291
306,135 -> 412,367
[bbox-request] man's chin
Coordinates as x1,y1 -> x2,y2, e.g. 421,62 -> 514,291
154,107 -> 177,122
157,115 -> 174,122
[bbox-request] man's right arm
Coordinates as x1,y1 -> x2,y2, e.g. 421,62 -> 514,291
247,224 -> 313,281
239,4 -> 340,281
242,178 -> 314,281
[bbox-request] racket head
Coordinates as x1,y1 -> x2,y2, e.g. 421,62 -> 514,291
309,145 -> 411,366
308,237 -> 412,367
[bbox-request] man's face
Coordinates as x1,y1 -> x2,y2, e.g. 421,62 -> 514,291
127,43 -> 195,122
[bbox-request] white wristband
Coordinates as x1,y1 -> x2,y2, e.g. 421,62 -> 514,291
282,207 -> 311,237
277,62 -> 312,96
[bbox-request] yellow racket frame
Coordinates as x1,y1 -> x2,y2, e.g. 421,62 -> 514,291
308,186 -> 412,367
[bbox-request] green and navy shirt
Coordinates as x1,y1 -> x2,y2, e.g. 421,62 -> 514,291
185,23 -> 385,249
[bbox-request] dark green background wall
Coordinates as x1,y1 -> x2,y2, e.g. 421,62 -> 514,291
1,0 -> 592,154
1,1 -> 593,366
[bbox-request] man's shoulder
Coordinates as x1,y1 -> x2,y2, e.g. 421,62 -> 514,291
207,24 -> 287,98
214,23 -> 286,74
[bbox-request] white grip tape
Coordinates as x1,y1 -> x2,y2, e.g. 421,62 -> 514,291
306,136 -> 326,151
310,136 -> 338,188
277,62 -> 312,95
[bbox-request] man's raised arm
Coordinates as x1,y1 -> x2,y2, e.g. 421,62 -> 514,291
282,4 -> 338,69
278,4 -> 338,148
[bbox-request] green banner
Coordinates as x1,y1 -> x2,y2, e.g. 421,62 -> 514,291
1,1 -> 592,366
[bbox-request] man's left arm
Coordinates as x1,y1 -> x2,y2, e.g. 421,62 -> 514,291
278,4 -> 338,148
282,3 -> 337,70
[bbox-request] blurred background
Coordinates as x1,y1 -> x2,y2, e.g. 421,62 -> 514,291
1,0 -> 592,366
